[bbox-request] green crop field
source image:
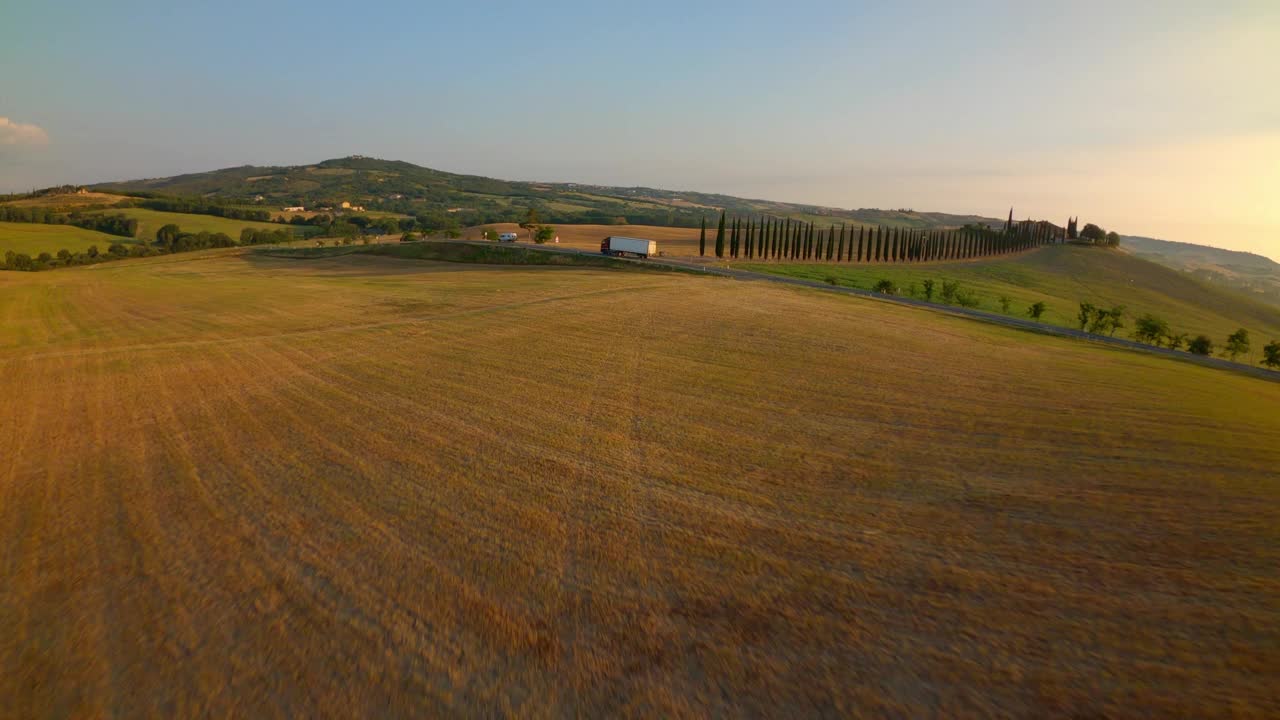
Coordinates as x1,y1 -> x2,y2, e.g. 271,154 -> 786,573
95,208 -> 292,240
0,221 -> 134,257
1,247 -> 1276,716
741,244 -> 1280,363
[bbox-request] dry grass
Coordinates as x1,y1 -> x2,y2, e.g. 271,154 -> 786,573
1,251 -> 1277,717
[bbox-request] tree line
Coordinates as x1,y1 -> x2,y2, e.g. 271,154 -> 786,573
0,206 -> 139,238
139,198 -> 272,222
698,209 -> 1067,263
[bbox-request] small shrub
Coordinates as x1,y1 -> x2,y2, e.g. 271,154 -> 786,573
999,295 -> 1012,313
922,279 -> 935,301
874,279 -> 898,295
1188,335 -> 1213,355
1027,301 -> 1047,320
825,276 -> 838,286
954,289 -> 981,308
940,280 -> 960,303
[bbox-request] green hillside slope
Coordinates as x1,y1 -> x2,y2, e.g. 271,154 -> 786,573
743,244 -> 1280,362
0,222 -> 134,257
91,156 -> 1005,231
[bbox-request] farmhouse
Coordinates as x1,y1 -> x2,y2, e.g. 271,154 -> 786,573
283,206 -> 306,212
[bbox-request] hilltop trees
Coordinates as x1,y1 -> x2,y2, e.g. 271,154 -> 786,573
1080,223 -> 1106,243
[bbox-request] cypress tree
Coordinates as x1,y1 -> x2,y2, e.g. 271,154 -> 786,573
771,217 -> 779,258
746,219 -> 755,259
835,225 -> 845,262
714,211 -> 726,258
807,223 -> 815,260
874,227 -> 882,262
856,226 -> 864,262
793,221 -> 802,260
731,217 -> 740,258
699,216 -> 706,256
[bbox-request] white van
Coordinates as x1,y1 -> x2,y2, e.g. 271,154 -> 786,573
498,232 -> 518,242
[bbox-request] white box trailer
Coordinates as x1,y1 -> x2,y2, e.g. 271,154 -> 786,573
498,232 -> 518,242
600,236 -> 656,258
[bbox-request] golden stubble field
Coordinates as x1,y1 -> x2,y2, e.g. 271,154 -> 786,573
1,250 -> 1278,717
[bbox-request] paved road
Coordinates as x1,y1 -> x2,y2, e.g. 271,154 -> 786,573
446,239 -> 1280,383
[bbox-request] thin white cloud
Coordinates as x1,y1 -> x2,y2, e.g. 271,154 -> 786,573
0,117 -> 50,146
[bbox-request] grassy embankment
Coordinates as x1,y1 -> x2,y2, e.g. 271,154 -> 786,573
0,251 -> 1276,716
742,244 -> 1280,363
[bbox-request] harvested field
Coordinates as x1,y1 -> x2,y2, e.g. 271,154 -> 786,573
1,250 -> 1277,717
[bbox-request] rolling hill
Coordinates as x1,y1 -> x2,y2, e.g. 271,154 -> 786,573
90,156 -> 1006,231
1122,234 -> 1280,308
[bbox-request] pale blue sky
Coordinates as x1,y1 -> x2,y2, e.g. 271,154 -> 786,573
2,0 -> 1277,255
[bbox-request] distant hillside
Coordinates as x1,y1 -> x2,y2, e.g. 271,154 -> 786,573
91,156 -> 1004,231
1122,235 -> 1280,308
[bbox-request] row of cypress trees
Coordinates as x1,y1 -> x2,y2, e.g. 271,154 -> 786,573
697,211 -> 1065,262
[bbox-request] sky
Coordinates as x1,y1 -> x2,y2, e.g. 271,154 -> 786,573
2,0 -> 1277,258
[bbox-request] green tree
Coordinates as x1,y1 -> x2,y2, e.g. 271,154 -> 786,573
1027,301 -> 1047,320
699,217 -> 706,257
999,295 -> 1012,313
1223,328 -> 1250,361
156,223 -> 181,249
482,229 -> 498,241
714,211 -> 726,259
1133,314 -> 1169,345
874,279 -> 897,295
1102,305 -> 1126,336
1188,335 -> 1213,355
108,243 -> 129,256
1077,302 -> 1096,331
1105,231 -> 1121,247
519,207 -> 540,239
534,225 -> 555,244
1165,332 -> 1188,351
1261,340 -> 1280,369
922,279 -> 935,301
1080,223 -> 1106,243
56,249 -> 72,264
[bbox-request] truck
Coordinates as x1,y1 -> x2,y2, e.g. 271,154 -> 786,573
600,236 -> 657,259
